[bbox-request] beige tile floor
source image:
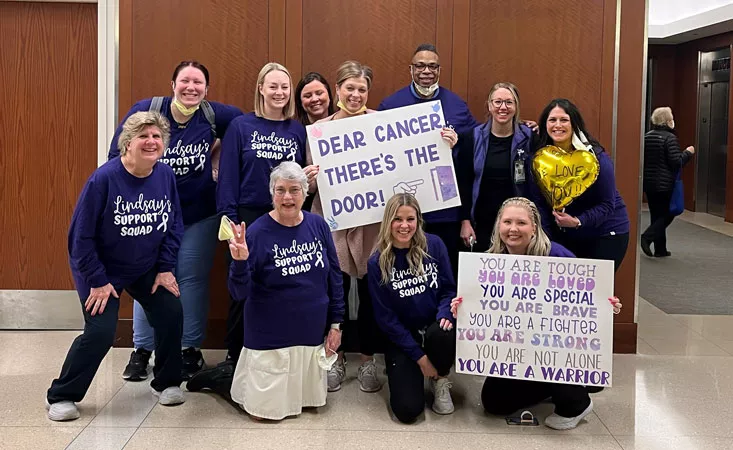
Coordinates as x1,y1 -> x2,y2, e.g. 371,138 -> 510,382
3,213 -> 732,450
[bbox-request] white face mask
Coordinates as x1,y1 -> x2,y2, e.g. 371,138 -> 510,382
669,120 -> 675,129
413,79 -> 439,97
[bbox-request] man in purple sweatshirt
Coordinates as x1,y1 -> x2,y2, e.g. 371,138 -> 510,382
378,43 -> 479,277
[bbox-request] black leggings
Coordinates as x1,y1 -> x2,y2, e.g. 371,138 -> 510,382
385,322 -> 456,423
481,377 -> 590,418
557,232 -> 630,272
340,273 -> 385,356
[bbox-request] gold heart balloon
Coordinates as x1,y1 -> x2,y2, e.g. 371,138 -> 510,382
532,146 -> 600,210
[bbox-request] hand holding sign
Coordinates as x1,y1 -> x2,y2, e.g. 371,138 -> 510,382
393,179 -> 424,195
228,221 -> 249,261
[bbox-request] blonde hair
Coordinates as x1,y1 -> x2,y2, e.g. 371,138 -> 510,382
254,62 -> 295,119
487,197 -> 551,256
651,106 -> 673,126
117,111 -> 171,156
375,193 -> 429,284
487,82 -> 521,125
335,60 -> 373,90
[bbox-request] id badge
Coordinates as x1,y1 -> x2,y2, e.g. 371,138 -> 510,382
514,159 -> 526,184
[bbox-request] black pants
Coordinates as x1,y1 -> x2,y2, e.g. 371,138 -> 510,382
385,322 -> 456,424
473,220 -> 495,253
481,377 -> 590,418
225,206 -> 272,361
340,273 -> 384,356
424,221 -> 461,279
557,232 -> 630,272
642,190 -> 674,255
47,268 -> 183,403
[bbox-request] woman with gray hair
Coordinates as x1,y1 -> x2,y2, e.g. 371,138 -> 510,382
641,106 -> 695,257
46,111 -> 185,421
189,161 -> 344,420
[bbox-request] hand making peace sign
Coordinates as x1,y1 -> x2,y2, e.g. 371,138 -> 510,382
228,221 -> 249,261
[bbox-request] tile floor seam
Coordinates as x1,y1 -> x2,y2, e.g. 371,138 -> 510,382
62,380 -> 128,449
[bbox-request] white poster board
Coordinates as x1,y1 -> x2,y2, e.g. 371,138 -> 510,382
455,252 -> 615,387
306,102 -> 461,231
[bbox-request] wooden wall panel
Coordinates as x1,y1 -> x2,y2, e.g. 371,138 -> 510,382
466,0 -> 606,131
301,0 -> 439,109
0,2 -> 97,289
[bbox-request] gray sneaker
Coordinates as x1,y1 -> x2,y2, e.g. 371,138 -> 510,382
357,359 -> 382,393
430,378 -> 455,414
151,386 -> 185,406
327,358 -> 346,392
46,400 -> 80,421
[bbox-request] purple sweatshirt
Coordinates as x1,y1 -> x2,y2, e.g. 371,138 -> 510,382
378,85 -> 479,223
228,212 -> 344,350
368,233 -> 456,361
548,242 -> 575,257
108,97 -> 243,225
217,113 -> 306,221
68,158 -> 184,298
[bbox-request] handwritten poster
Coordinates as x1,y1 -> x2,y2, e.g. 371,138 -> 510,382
455,252 -> 615,387
306,102 -> 461,231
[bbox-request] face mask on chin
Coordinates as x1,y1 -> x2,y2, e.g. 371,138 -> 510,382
336,99 -> 367,115
172,96 -> 200,116
413,80 -> 439,97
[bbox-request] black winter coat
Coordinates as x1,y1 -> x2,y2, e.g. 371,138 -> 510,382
643,126 -> 692,192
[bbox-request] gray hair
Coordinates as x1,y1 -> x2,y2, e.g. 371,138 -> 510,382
117,111 -> 171,155
650,106 -> 673,126
269,161 -> 308,197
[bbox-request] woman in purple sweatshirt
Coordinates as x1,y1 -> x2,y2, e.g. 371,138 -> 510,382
109,61 -> 244,382
46,112 -> 185,422
534,98 -> 630,271
451,197 -> 622,430
367,193 -> 457,423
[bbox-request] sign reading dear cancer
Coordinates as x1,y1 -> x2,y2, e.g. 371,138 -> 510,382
307,102 -> 461,231
455,252 -> 615,387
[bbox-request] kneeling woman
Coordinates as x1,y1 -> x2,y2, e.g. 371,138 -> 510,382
368,194 -> 457,423
193,161 -> 344,420
451,197 -> 621,430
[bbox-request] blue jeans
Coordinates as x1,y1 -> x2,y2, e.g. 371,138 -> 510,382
133,214 -> 219,350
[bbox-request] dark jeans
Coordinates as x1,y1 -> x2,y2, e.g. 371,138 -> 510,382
47,268 -> 183,403
340,273 -> 385,356
385,322 -> 456,424
225,206 -> 272,361
642,190 -> 674,255
557,232 -> 630,272
481,377 -> 591,418
424,221 -> 461,279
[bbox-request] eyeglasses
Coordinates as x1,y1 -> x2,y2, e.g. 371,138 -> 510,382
411,63 -> 440,72
490,99 -> 515,108
274,187 -> 303,197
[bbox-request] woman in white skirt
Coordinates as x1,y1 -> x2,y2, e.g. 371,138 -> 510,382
188,161 -> 344,420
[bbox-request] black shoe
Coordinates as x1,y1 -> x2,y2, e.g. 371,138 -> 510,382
122,348 -> 152,381
181,348 -> 205,381
640,237 -> 653,257
586,386 -> 604,394
654,251 -> 671,257
186,360 -> 235,394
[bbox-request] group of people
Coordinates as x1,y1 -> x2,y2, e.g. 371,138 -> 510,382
46,43 -> 626,430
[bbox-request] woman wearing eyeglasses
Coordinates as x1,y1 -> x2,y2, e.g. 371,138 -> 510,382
456,82 -> 544,252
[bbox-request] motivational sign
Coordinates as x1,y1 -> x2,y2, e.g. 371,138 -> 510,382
307,102 -> 461,231
455,252 -> 614,387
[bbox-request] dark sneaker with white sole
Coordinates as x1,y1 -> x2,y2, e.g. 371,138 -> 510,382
181,347 -> 205,381
122,348 -> 152,381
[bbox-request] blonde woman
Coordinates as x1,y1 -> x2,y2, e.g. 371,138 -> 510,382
367,193 -> 457,423
216,62 -> 308,362
451,197 -> 622,430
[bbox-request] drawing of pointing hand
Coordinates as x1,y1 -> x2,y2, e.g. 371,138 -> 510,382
393,179 -> 424,196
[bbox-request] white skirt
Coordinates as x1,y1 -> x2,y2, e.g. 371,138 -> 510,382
230,344 -> 328,420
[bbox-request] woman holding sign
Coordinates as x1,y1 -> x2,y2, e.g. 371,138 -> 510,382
451,197 -> 622,430
368,193 -> 457,423
109,61 -> 243,382
533,99 -> 629,271
217,62 -> 307,363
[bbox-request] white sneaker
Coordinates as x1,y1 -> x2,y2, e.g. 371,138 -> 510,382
327,358 -> 346,392
151,386 -> 185,406
357,359 -> 382,393
545,399 -> 593,430
46,400 -> 80,421
430,378 -> 455,414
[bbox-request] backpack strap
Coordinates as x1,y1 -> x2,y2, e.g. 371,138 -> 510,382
149,96 -> 164,114
200,100 -> 217,138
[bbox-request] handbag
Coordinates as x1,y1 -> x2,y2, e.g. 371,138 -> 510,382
669,171 -> 684,216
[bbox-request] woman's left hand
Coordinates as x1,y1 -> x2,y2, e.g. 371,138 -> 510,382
608,296 -> 622,314
152,271 -> 180,297
439,318 -> 453,331
325,329 -> 341,356
553,210 -> 580,228
440,127 -> 458,149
